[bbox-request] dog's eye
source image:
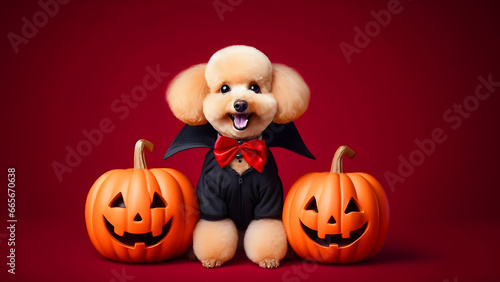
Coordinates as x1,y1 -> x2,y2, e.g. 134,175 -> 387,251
249,84 -> 261,93
220,84 -> 231,94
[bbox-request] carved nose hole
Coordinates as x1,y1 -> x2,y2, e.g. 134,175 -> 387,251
328,216 -> 336,224
133,213 -> 142,222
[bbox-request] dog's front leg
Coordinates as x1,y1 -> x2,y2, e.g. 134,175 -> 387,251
244,218 -> 287,268
193,218 -> 238,268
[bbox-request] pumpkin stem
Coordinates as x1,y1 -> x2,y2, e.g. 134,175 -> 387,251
134,139 -> 154,170
330,145 -> 355,173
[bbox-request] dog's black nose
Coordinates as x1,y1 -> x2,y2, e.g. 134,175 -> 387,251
234,100 -> 248,112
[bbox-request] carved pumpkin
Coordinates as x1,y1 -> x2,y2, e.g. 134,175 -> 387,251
85,139 -> 199,262
283,146 -> 389,263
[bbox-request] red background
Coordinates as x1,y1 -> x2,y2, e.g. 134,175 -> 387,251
1,0 -> 499,281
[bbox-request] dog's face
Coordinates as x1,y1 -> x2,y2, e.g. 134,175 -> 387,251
167,45 -> 310,139
203,46 -> 277,139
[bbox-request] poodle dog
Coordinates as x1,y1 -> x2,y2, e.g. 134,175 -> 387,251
165,45 -> 311,268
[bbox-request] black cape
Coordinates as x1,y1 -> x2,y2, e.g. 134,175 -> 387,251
164,122 -> 315,230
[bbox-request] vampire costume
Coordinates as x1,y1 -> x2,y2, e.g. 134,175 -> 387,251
164,122 -> 315,231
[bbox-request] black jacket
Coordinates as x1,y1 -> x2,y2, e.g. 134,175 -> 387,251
164,122 -> 314,230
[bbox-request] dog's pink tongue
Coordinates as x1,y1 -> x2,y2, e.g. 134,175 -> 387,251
234,114 -> 248,129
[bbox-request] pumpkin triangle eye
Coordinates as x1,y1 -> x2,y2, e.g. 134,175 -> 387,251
345,198 -> 361,214
151,193 -> 167,208
110,193 -> 125,208
305,197 -> 318,213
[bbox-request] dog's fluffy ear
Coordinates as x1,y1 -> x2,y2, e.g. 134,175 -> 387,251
271,64 -> 310,124
166,64 -> 208,125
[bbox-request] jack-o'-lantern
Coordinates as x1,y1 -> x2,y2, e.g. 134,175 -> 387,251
85,139 -> 199,262
283,145 -> 389,263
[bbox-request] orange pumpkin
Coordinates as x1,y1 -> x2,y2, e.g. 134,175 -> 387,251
283,145 -> 389,263
85,139 -> 199,262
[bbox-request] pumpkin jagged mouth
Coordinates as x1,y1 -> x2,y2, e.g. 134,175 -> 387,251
104,216 -> 171,248
300,221 -> 368,248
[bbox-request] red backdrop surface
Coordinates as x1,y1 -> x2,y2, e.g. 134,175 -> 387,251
1,0 -> 499,281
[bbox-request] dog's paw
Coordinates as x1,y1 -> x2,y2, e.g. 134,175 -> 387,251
202,259 -> 223,268
258,258 -> 280,269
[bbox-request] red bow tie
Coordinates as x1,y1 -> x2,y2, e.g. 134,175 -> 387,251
214,136 -> 267,173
